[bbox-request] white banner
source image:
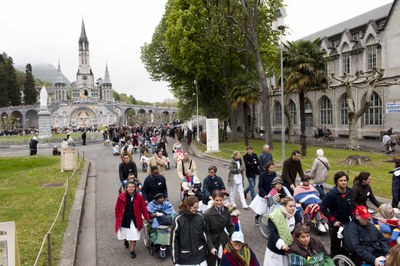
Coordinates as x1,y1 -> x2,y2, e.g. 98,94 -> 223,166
206,118 -> 219,153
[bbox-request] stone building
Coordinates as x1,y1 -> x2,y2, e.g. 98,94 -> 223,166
263,0 -> 400,139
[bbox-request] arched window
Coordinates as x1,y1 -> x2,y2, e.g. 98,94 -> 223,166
320,97 -> 332,125
289,100 -> 297,124
340,96 -> 348,125
274,102 -> 282,125
364,92 -> 382,125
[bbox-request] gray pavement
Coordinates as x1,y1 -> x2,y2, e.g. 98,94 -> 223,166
0,133 -> 395,265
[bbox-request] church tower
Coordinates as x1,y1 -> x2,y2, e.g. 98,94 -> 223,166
72,19 -> 99,101
54,61 -> 67,102
100,63 -> 113,102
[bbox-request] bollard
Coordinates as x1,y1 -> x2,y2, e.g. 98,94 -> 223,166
47,233 -> 52,266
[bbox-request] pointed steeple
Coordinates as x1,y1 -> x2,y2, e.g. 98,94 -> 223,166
79,18 -> 89,50
103,63 -> 111,85
55,60 -> 66,86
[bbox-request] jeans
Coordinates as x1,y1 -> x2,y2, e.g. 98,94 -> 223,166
244,177 -> 256,200
314,184 -> 325,200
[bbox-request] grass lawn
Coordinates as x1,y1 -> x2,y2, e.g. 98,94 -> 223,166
0,155 -> 83,265
197,139 -> 395,199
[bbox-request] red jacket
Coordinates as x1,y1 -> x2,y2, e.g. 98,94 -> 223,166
115,192 -> 150,232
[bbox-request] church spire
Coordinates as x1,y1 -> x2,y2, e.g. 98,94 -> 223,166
103,63 -> 112,84
55,60 -> 66,86
79,18 -> 89,51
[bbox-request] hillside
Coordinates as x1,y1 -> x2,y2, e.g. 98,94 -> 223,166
15,63 -> 71,86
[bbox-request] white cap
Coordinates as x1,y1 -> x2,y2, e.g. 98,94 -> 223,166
231,231 -> 245,243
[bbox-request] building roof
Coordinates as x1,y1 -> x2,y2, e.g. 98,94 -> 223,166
302,2 -> 393,41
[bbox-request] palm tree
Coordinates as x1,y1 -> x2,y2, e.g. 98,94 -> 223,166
283,39 -> 328,156
229,75 -> 261,146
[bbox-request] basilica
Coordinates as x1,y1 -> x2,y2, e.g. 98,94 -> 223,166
0,20 -> 176,130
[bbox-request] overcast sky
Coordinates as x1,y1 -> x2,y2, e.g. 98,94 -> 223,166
0,0 -> 394,103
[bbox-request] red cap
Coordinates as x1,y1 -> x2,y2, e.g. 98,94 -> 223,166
354,205 -> 371,219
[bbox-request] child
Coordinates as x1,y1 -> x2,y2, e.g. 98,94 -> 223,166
120,173 -> 142,194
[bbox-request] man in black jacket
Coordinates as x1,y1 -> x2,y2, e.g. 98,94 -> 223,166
321,171 -> 353,257
343,205 -> 388,266
202,166 -> 225,205
118,153 -> 138,183
243,146 -> 260,200
141,166 -> 168,203
281,150 -> 304,194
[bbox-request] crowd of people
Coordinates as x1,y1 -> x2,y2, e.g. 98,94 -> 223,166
28,121 -> 396,266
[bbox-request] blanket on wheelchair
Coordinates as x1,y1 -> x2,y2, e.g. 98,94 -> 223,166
147,200 -> 175,228
289,253 -> 334,266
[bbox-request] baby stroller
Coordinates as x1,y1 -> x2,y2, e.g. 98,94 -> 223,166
174,148 -> 184,168
322,128 -> 334,141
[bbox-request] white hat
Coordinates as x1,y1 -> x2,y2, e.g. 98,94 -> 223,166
231,231 -> 245,243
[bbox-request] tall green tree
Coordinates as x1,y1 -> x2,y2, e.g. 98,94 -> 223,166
23,64 -> 37,105
283,39 -> 328,156
229,72 -> 261,146
4,56 -> 21,106
0,54 -> 9,107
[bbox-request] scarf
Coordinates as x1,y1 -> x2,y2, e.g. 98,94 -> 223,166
269,208 -> 295,245
214,205 -> 225,216
223,242 -> 251,266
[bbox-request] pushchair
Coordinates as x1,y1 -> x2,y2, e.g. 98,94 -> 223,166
322,128 -> 334,141
174,148 -> 184,168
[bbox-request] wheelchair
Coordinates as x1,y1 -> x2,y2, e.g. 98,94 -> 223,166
142,219 -> 172,260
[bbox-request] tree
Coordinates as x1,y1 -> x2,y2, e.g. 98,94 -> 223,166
0,54 -> 9,107
227,0 -> 284,148
229,72 -> 261,146
330,68 -> 400,150
4,56 -> 20,106
283,39 -> 328,156
23,64 -> 37,105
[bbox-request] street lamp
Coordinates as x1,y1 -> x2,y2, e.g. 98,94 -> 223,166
272,7 -> 287,162
194,80 -> 200,142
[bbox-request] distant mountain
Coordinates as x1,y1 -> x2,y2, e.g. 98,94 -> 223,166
15,63 -> 71,86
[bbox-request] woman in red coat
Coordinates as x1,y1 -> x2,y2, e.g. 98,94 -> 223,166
115,181 -> 150,259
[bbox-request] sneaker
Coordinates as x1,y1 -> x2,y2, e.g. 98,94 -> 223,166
124,239 -> 129,248
243,205 -> 249,210
317,222 -> 327,233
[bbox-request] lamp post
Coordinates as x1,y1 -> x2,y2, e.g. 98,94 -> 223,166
272,7 -> 287,162
194,80 -> 200,142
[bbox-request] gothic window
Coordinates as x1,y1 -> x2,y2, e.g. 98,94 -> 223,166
289,100 -> 297,124
342,52 -> 350,74
340,97 -> 348,125
364,92 -> 382,125
320,97 -> 332,125
366,45 -> 377,70
274,102 -> 282,125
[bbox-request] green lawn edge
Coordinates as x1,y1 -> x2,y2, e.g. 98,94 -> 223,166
197,139 -> 395,199
0,155 -> 84,265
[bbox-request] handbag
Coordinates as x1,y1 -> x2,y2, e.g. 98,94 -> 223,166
157,211 -> 173,225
